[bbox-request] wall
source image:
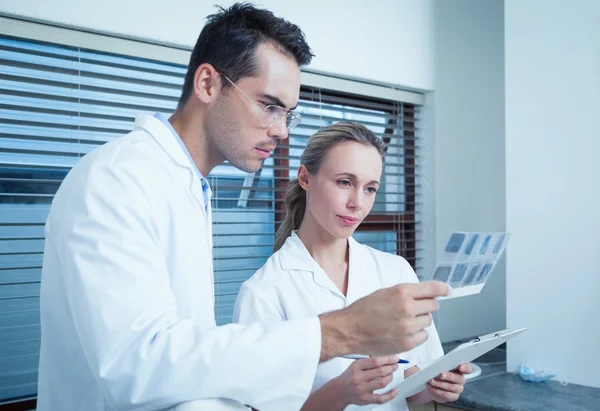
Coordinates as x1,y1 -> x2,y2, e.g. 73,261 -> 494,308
0,0 -> 435,90
505,0 -> 600,388
431,0 -> 506,342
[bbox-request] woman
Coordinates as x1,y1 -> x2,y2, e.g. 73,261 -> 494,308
233,122 -> 470,410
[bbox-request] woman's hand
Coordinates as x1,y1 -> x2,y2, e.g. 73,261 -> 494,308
335,355 -> 400,406
425,363 -> 471,403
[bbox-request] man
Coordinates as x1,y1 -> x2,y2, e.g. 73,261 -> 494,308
36,3 -> 449,411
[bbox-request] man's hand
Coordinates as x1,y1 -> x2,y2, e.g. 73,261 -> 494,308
319,281 -> 449,362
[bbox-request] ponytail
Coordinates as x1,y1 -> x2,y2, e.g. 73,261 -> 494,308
273,179 -> 306,251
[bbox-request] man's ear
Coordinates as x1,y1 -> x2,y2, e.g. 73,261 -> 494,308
297,165 -> 310,191
193,64 -> 221,104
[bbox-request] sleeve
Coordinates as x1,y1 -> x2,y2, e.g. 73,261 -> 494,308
50,155 -> 320,411
233,281 -> 286,325
234,280 -> 319,410
395,257 -> 445,368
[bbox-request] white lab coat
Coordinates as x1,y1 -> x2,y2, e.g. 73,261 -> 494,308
234,232 -> 444,411
36,115 -> 321,411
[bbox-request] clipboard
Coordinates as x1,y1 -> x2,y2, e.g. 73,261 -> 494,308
375,327 -> 526,398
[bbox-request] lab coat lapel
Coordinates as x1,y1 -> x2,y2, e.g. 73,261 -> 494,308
345,236 -> 370,304
137,114 -> 210,224
278,232 -> 315,273
279,233 -> 346,299
137,114 -> 214,296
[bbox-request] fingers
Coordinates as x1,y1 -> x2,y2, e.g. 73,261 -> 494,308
346,282 -> 446,357
436,370 -> 467,386
393,284 -> 442,317
430,376 -> 465,394
363,388 -> 399,405
397,281 -> 449,299
458,363 -> 473,374
409,299 -> 441,317
427,370 -> 467,403
404,314 -> 434,333
426,382 -> 460,402
357,355 -> 399,371
396,329 -> 429,353
365,371 -> 395,392
362,363 -> 399,381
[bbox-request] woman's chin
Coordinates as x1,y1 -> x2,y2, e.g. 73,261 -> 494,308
330,224 -> 357,239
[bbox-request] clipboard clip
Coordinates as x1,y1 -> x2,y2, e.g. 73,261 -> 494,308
471,332 -> 502,344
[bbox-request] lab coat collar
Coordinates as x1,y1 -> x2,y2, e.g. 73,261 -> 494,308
279,232 -> 368,274
279,232 -> 369,301
135,114 -> 212,226
135,114 -> 192,171
278,232 -> 314,272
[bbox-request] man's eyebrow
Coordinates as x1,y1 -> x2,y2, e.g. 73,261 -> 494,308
258,93 -> 297,110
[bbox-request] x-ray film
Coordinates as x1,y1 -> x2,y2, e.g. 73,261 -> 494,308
435,231 -> 511,299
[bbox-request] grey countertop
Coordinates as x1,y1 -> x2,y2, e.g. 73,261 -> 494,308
436,344 -> 599,411
449,372 -> 600,411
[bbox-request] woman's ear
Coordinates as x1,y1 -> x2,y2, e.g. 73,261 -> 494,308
297,165 -> 310,191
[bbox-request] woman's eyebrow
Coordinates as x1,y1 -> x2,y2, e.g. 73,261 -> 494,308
334,173 -> 380,185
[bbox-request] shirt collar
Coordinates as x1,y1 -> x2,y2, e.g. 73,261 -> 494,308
153,112 -> 211,198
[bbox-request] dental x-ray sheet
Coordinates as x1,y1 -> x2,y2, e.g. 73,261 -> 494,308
433,232 -> 511,299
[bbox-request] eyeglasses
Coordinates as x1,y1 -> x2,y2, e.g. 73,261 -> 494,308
216,69 -> 301,133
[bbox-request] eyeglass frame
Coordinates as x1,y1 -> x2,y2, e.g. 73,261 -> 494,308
214,68 -> 301,132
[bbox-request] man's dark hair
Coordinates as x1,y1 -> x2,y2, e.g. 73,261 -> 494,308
178,2 -> 314,106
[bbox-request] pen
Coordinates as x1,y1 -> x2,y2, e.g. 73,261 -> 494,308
342,354 -> 409,364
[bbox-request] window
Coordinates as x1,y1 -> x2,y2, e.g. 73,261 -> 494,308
0,26 -> 423,406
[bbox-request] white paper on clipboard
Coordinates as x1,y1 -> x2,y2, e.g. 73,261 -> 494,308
375,328 -> 526,398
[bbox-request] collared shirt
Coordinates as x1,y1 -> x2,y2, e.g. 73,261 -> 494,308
154,112 -> 211,213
